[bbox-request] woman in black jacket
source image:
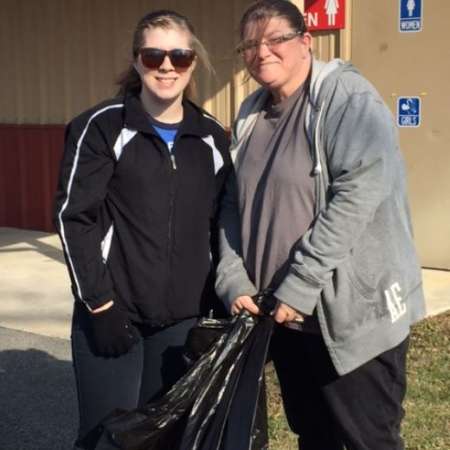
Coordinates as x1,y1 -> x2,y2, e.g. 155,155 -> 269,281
54,10 -> 231,450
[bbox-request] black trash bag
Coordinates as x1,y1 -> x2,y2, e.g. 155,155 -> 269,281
219,316 -> 272,450
186,315 -> 273,450
95,299 -> 275,450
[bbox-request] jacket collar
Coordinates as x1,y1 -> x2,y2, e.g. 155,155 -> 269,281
123,93 -> 206,137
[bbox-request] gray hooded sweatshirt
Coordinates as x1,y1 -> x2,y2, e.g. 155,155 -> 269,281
215,59 -> 426,375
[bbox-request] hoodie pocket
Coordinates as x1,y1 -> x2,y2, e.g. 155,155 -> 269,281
320,229 -> 385,342
347,226 -> 384,298
321,261 -> 383,342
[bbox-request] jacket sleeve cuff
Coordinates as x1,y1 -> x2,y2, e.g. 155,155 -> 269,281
274,273 -> 321,316
215,271 -> 258,312
73,287 -> 116,312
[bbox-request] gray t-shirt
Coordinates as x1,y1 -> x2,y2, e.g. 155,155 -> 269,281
235,84 -> 319,331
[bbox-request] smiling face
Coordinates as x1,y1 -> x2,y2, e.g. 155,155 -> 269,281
134,25 -> 196,106
242,17 -> 312,101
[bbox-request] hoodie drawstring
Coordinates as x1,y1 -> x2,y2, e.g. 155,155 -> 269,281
313,102 -> 326,175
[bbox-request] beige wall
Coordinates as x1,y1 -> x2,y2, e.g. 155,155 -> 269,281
0,0 -> 348,127
0,0 -> 253,125
351,0 -> 450,269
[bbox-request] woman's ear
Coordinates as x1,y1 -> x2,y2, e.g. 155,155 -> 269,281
303,32 -> 313,52
299,33 -> 313,59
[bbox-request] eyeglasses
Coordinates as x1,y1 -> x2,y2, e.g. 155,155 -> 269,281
139,48 -> 196,70
236,30 -> 304,55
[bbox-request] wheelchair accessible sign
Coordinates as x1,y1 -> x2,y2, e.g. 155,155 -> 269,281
399,0 -> 422,32
397,97 -> 421,128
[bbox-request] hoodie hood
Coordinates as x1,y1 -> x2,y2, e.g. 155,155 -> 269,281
231,58 -> 357,164
308,58 -> 361,106
304,59 -> 360,176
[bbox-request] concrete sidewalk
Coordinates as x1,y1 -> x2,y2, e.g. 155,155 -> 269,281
1,227 -> 72,339
1,227 -> 449,340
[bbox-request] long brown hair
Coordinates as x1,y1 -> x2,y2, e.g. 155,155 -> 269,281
117,10 -> 213,99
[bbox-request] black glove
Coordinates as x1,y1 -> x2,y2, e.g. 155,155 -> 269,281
252,290 -> 278,316
89,304 -> 138,357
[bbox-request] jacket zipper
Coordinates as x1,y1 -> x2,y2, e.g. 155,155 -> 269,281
165,139 -> 179,320
167,165 -> 176,258
170,153 -> 177,169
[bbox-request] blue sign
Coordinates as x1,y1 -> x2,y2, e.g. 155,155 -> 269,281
399,0 -> 422,32
397,97 -> 421,128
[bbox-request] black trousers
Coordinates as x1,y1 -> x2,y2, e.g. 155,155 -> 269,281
71,304 -> 196,450
270,326 -> 409,450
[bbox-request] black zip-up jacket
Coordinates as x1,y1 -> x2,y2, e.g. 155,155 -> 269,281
54,94 -> 231,325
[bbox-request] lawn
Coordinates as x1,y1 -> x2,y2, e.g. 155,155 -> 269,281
266,311 -> 450,450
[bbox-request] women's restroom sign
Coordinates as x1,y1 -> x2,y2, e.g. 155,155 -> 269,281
397,97 -> 421,127
304,0 -> 346,31
399,0 -> 423,32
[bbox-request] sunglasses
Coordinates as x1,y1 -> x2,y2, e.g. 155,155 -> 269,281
139,47 -> 196,70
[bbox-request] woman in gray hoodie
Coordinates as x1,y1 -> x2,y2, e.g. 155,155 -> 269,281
215,1 -> 426,449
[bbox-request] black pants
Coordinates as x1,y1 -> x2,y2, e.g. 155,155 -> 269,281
270,326 -> 409,450
71,304 -> 196,450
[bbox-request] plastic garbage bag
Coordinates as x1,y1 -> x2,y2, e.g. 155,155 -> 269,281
217,316 -> 272,450
95,300 -> 274,450
179,314 -> 273,450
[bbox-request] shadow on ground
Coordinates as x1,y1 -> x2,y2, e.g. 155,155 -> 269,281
0,345 -> 77,449
0,228 -> 65,265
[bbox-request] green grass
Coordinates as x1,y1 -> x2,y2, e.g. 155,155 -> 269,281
266,311 -> 450,450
